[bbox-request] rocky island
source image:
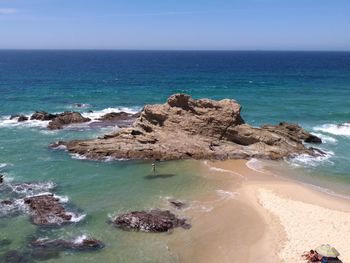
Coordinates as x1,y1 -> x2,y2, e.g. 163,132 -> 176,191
52,94 -> 322,161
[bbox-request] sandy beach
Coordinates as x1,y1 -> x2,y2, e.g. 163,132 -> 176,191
169,160 -> 350,263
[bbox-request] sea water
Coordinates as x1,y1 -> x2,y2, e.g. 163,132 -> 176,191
1,50 -> 350,262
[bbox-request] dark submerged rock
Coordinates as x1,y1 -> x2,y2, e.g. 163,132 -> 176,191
31,237 -> 104,251
112,210 -> 191,232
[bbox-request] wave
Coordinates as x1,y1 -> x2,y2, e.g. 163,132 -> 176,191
81,106 -> 140,120
0,106 -> 140,130
286,150 -> 334,168
310,132 -> 337,144
0,198 -> 29,216
0,115 -> 49,128
67,212 -> 86,223
246,158 -> 269,174
215,189 -> 239,200
9,182 -> 56,196
70,153 -> 87,160
202,161 -> 245,179
0,163 -> 8,170
314,123 -> 350,136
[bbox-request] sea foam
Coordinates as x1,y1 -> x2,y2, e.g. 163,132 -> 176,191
314,123 -> 350,137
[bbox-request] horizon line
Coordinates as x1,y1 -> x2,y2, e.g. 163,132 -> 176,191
0,48 -> 350,52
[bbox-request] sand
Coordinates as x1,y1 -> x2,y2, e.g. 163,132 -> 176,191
168,159 -> 350,263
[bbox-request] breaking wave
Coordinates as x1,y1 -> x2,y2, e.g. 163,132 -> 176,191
286,150 -> 334,168
81,106 -> 140,120
0,106 -> 140,129
310,132 -> 337,144
314,123 -> 350,137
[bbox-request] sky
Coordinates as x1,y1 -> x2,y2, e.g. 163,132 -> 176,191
0,0 -> 349,50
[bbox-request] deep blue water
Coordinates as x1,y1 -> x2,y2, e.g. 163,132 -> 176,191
0,51 -> 350,262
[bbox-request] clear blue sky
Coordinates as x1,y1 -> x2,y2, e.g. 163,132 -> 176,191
0,0 -> 349,50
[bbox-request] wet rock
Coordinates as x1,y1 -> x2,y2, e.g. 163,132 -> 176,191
17,115 -> 28,122
23,194 -> 72,226
56,94 -> 323,161
112,210 -> 191,232
31,237 -> 104,251
169,200 -> 187,209
47,112 -> 90,130
98,112 -> 133,121
30,111 -> 57,121
97,112 -> 140,128
261,122 -> 322,144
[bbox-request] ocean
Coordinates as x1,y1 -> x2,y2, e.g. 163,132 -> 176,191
0,50 -> 350,262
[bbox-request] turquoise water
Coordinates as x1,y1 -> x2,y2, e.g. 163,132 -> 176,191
1,51 -> 350,262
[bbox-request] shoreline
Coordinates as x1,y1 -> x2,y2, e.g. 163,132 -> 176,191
169,159 -> 350,263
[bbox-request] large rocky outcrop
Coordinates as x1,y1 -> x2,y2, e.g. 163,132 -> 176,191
53,94 -> 323,161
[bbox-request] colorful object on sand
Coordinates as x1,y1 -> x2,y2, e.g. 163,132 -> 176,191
315,244 -> 340,258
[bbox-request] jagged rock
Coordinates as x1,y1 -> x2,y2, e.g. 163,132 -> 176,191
47,112 -> 90,130
54,94 -> 322,161
97,111 -> 139,128
23,194 -> 72,226
17,115 -> 28,122
31,237 -> 104,251
30,111 -> 57,121
261,122 -> 322,144
112,210 -> 191,232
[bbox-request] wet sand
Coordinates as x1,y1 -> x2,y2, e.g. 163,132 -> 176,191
168,160 -> 350,263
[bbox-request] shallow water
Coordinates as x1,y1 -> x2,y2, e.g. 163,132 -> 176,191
1,50 -> 350,262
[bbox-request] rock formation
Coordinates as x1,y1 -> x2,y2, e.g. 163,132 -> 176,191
53,94 -> 322,161
30,111 -> 57,121
31,237 -> 104,251
47,112 -> 91,130
23,194 -> 73,226
96,111 -> 140,128
112,210 -> 191,232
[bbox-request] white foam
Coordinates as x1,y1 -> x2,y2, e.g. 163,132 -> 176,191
68,213 -> 86,223
246,158 -> 268,174
287,150 -> 334,168
314,123 -> 350,137
310,132 -> 337,144
216,189 -> 239,200
73,235 -> 88,244
9,182 -> 56,195
81,106 -> 140,120
0,163 -> 8,169
70,153 -> 87,160
0,115 -> 49,128
203,161 -> 245,179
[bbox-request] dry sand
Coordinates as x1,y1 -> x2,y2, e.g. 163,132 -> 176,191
169,159 -> 350,263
